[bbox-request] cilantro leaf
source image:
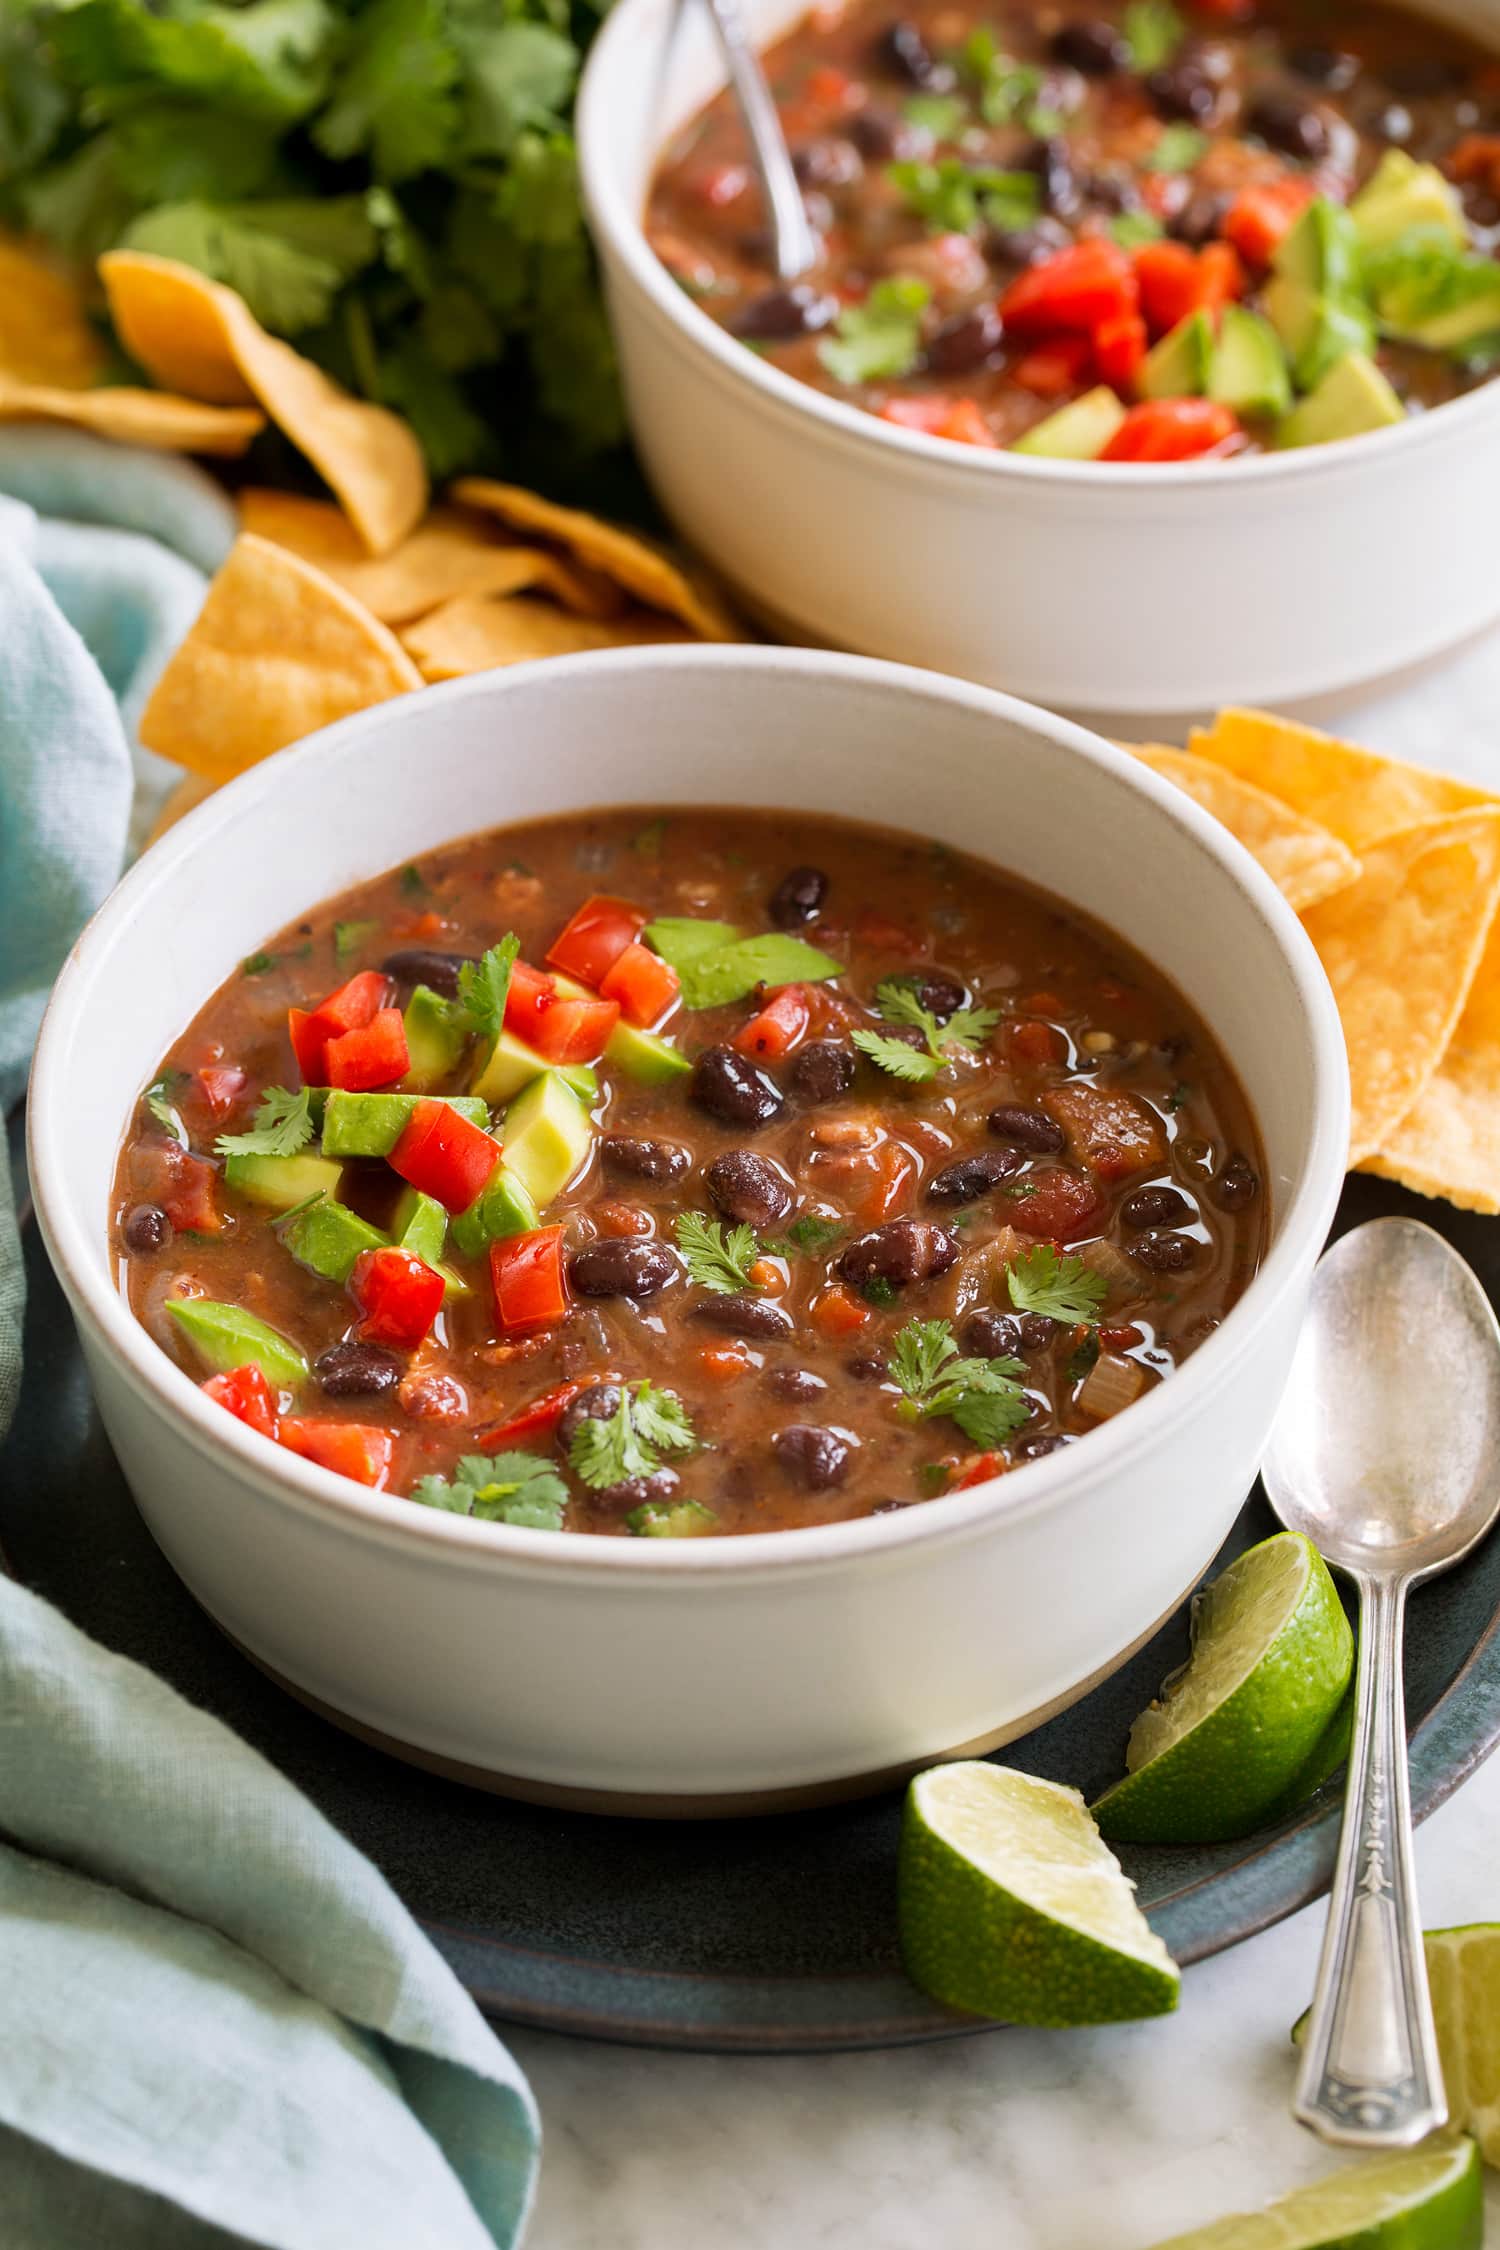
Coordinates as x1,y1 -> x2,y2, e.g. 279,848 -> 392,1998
904,93 -> 967,140
145,1073 -> 188,1145
858,982 -> 1000,1079
46,0 -> 337,128
817,276 -> 931,386
1067,1330 -> 1102,1385
785,1213 -> 846,1254
334,918 -> 380,959
314,0 -> 460,180
215,1084 -> 315,1159
851,1028 -> 942,1083
1143,125 -> 1207,173
890,1317 -> 961,1400
0,11 -> 67,183
454,19 -> 578,161
410,1451 -> 567,1528
121,194 -> 379,332
957,31 -> 1045,128
456,932 -> 520,1043
889,1316 -> 1030,1447
568,1381 -> 697,1491
676,1210 -> 760,1294
888,157 -> 1038,237
1006,1244 -> 1108,1326
1110,210 -> 1165,249
1122,0 -> 1184,71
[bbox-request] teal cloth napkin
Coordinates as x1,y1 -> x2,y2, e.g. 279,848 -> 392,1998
0,433 -> 541,2246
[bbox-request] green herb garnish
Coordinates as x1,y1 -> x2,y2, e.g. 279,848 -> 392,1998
904,92 -> 968,139
632,817 -> 668,857
568,1382 -> 697,1491
144,1072 -> 188,1145
852,979 -> 999,1081
334,918 -> 380,959
817,276 -> 931,386
1166,1082 -> 1192,1112
676,1210 -> 760,1294
863,1275 -> 899,1309
241,951 -> 276,977
958,29 -> 1045,128
888,157 -> 1038,237
1143,124 -> 1207,173
411,1452 -> 568,1529
215,1084 -> 315,1159
785,1213 -> 847,1254
1067,1330 -> 1102,1385
1006,1244 -> 1108,1326
1123,0 -> 1184,70
1109,210 -> 1166,249
399,863 -> 426,895
889,1317 -> 1030,1448
918,1461 -> 953,1496
455,932 -> 519,1043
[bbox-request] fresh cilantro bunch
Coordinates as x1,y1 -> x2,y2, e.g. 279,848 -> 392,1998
0,0 -> 625,479
889,1317 -> 1030,1448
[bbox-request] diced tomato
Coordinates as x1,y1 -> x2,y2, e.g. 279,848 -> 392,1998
733,984 -> 812,1060
1007,1168 -> 1107,1241
1012,335 -> 1095,397
1093,311 -> 1148,393
491,1226 -> 569,1336
393,909 -> 450,941
854,908 -> 929,957
955,1451 -> 1004,1490
288,1008 -> 328,1085
194,1064 -> 247,1119
593,1201 -> 654,1237
1000,241 -> 1138,336
546,895 -> 646,988
1196,240 -> 1245,313
811,1283 -> 871,1337
351,1246 -> 446,1350
1101,1324 -> 1145,1351
201,1363 -> 278,1440
279,1417 -> 394,1488
698,1343 -> 753,1382
131,1140 -> 221,1235
1222,176 -> 1316,267
1133,241 -> 1200,336
391,1098 -> 502,1214
324,1008 -> 409,1091
599,940 -> 680,1027
1008,1018 -> 1066,1066
860,1139 -> 916,1224
1100,398 -> 1241,461
287,969 -> 390,1085
806,62 -> 856,111
477,1380 -> 588,1451
529,994 -> 619,1065
504,961 -> 557,1046
880,395 -> 998,447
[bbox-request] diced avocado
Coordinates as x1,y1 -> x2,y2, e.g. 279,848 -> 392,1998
1351,152 -> 1466,250
450,1164 -> 541,1257
223,1150 -> 344,1212
1272,196 -> 1361,299
281,1196 -> 387,1285
604,1019 -> 693,1087
472,1026 -> 549,1106
1010,386 -> 1126,460
1275,350 -> 1404,449
642,918 -> 741,970
502,1071 -> 596,1210
403,985 -> 467,1093
392,1186 -> 447,1266
167,1299 -> 308,1388
1264,276 -> 1374,391
1139,309 -> 1213,400
561,1062 -> 599,1104
320,1090 -> 489,1158
626,1499 -> 718,1538
1380,253 -> 1500,351
1207,306 -> 1291,417
549,970 -> 594,1002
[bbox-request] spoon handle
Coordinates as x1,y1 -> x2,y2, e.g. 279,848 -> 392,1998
700,0 -> 819,281
1293,1575 -> 1447,2148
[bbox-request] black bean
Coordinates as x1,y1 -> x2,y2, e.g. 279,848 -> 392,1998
1050,18 -> 1127,75
601,1135 -> 691,1184
877,19 -> 953,90
381,948 -> 472,998
1168,189 -> 1231,245
569,1239 -> 680,1299
765,1366 -> 826,1400
315,1341 -> 401,1397
986,215 -> 1072,266
839,1218 -> 959,1290
1145,59 -> 1220,122
989,1103 -> 1066,1154
1025,136 -> 1080,219
706,1149 -> 794,1229
595,1468 -> 682,1513
1130,1230 -> 1198,1274
1084,168 -> 1139,215
1122,1184 -> 1191,1229
965,1309 -> 1022,1358
927,1149 -> 1023,1205
926,304 -> 1004,375
732,283 -> 839,340
773,1424 -> 854,1490
848,105 -> 918,160
791,1042 -> 857,1105
768,864 -> 828,927
691,1294 -> 795,1340
1211,1153 -> 1260,1212
556,1382 -> 624,1451
691,1047 -> 785,1129
123,1203 -> 170,1253
1384,56 -> 1466,96
1245,87 -> 1329,160
911,971 -> 968,1022
792,137 -> 862,189
848,1353 -> 889,1382
1013,1431 -> 1072,1462
1020,1313 -> 1057,1351
1287,46 -> 1359,90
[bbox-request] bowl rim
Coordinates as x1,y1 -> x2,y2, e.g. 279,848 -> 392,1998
29,644 -> 1351,1581
576,0 -> 1500,493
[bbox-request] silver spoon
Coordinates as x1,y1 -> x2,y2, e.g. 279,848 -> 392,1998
1263,1217 -> 1500,2149
699,0 -> 818,281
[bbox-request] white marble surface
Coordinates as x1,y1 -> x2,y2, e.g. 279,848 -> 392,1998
509,627 -> 1500,2249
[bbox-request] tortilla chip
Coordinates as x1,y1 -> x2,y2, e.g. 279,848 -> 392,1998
0,376 -> 263,455
0,235 -> 105,389
401,594 -> 694,682
450,477 -> 742,640
1363,910 -> 1500,1214
1188,707 -> 1494,850
1300,809 -> 1500,1164
1129,742 -> 1361,913
100,252 -> 426,556
144,772 -> 219,848
139,533 -> 422,781
237,490 -> 624,625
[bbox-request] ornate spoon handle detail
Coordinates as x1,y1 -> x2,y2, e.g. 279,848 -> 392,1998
1294,1575 -> 1448,2148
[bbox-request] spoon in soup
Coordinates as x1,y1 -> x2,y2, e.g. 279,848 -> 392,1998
1262,1217 -> 1500,2149
696,0 -> 819,280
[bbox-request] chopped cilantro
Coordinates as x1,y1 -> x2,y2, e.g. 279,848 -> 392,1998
241,951 -> 276,977
455,932 -> 519,1043
676,1210 -> 760,1294
1006,1179 -> 1040,1201
410,1452 -> 567,1529
853,980 -> 1000,1081
904,92 -> 968,139
568,1382 -> 697,1491
1166,1082 -> 1192,1112
863,1275 -> 899,1309
1067,1330 -> 1102,1385
144,1073 -> 188,1145
817,276 -> 931,386
215,1085 -> 316,1160
919,1461 -> 953,1496
786,1213 -> 847,1254
851,1028 -> 942,1083
1144,125 -> 1207,172
1123,0 -> 1184,71
1109,210 -> 1166,248
888,157 -> 1038,237
1006,1244 -> 1108,1326
956,30 -> 1050,130
889,1317 -> 1030,1448
334,918 -> 380,959
632,817 -> 668,857
399,863 -> 426,895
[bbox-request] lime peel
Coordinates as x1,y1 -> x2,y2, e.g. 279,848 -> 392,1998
1142,2133 -> 1481,2249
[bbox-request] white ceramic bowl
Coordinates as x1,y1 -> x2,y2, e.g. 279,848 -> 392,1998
578,0 -> 1500,715
30,649 -> 1349,1813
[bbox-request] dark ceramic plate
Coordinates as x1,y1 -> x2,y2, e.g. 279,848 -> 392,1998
5,1125 -> 1500,2052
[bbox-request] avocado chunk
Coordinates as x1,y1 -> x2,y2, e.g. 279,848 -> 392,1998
626,1499 -> 718,1538
1367,231 -> 1500,351
502,1071 -> 596,1210
1208,306 -> 1292,417
472,1026 -> 548,1106
1139,309 -> 1213,400
391,1187 -> 469,1298
223,1149 -> 344,1212
403,985 -> 467,1093
1351,151 -> 1466,250
1264,276 -> 1374,391
320,1089 -> 489,1159
281,1196 -> 387,1285
604,1020 -> 692,1087
1272,196 -> 1362,298
1011,385 -> 1126,460
1275,351 -> 1404,449
449,1164 -> 541,1258
167,1299 -> 308,1388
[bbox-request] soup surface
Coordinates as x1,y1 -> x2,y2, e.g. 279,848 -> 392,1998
114,809 -> 1266,1537
646,0 -> 1500,461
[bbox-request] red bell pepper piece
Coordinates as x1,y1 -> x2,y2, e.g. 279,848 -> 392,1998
1196,239 -> 1246,313
1221,177 -> 1316,267
279,1417 -> 395,1488
491,1226 -> 569,1335
1092,311 -> 1148,394
546,896 -> 647,988
1008,1018 -> 1067,1066
529,994 -> 620,1065
503,960 -> 558,1046
1000,241 -> 1137,336
599,941 -> 680,1027
132,1140 -> 222,1235
956,1451 -> 1004,1490
201,1363 -> 279,1440
477,1380 -> 587,1452
879,395 -> 998,447
287,969 -> 390,1085
1100,399 -> 1241,461
1012,335 -> 1095,397
324,1008 -> 409,1092
1133,241 -> 1201,336
351,1246 -> 446,1350
1007,1168 -> 1107,1241
732,984 -> 812,1060
194,1064 -> 247,1119
391,1098 -> 502,1213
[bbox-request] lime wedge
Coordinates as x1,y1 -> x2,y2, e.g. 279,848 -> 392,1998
1093,1531 -> 1354,1846
898,1760 -> 1179,2025
1142,2135 -> 1481,2249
